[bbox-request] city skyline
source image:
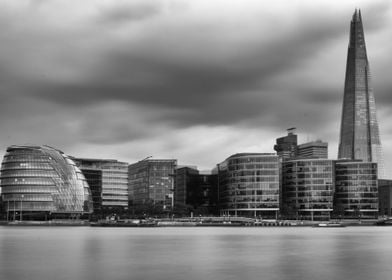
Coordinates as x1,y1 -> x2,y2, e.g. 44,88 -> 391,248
1,1 -> 392,174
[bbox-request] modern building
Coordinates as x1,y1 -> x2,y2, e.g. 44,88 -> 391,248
129,159 -> 177,214
0,145 -> 92,220
282,159 -> 334,221
174,166 -> 218,215
297,140 -> 328,159
334,160 -> 378,219
175,166 -> 199,208
218,153 -> 279,218
338,9 -> 385,178
274,128 -> 298,161
378,179 -> 392,216
72,158 -> 129,217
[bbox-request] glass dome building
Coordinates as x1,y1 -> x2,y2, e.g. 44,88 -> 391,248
0,145 -> 93,220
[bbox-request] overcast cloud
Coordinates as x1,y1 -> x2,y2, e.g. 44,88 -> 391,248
1,0 -> 392,173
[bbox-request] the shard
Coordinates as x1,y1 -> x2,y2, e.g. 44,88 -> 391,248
338,9 -> 385,178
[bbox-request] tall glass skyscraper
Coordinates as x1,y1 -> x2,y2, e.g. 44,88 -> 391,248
338,9 -> 385,178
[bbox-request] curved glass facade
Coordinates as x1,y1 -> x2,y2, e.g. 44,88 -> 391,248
0,145 -> 93,219
218,153 -> 279,218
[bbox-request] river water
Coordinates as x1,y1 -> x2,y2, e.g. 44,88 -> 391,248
1,226 -> 392,280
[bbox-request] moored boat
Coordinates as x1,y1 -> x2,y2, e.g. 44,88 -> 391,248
375,218 -> 392,226
313,222 -> 346,228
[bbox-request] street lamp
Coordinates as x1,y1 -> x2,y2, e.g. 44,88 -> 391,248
20,195 -> 24,221
6,199 -> 9,222
13,198 -> 16,221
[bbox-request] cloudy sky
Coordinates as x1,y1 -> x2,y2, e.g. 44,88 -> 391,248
1,0 -> 392,173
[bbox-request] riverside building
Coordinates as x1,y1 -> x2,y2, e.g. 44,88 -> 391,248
282,159 -> 334,221
174,166 -> 218,215
129,159 -> 177,214
378,179 -> 392,216
0,145 -> 92,220
72,158 -> 129,217
334,160 -> 378,219
217,153 -> 279,218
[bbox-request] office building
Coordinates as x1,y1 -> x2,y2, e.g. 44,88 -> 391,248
282,159 -> 334,221
0,145 -> 92,220
72,158 -> 129,216
218,153 -> 279,218
338,9 -> 385,178
334,160 -> 378,219
274,128 -> 298,161
129,159 -> 177,214
174,166 -> 218,215
297,140 -> 328,159
378,179 -> 392,216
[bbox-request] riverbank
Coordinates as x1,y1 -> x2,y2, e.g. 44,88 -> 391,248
0,218 -> 381,227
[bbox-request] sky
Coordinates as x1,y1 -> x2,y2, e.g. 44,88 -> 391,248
1,0 -> 392,174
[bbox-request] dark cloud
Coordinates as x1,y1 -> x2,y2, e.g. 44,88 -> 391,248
0,1 -> 392,170
96,1 -> 163,24
29,8 -> 357,129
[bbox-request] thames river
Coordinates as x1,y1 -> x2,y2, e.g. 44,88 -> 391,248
1,226 -> 392,280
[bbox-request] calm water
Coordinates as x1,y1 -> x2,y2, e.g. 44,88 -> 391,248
1,226 -> 392,280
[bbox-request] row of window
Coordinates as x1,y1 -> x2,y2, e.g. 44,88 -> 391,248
3,157 -> 51,163
1,186 -> 54,193
0,170 -> 58,178
228,164 -> 278,170
3,201 -> 55,211
1,178 -> 55,186
102,195 -> 129,200
1,162 -> 54,170
283,167 -> 332,173
228,170 -> 278,176
102,191 -> 128,196
228,157 -> 277,164
228,177 -> 278,183
225,204 -> 279,209
336,175 -> 377,180
3,194 -> 53,201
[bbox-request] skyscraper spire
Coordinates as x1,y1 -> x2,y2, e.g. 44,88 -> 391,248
338,9 -> 385,178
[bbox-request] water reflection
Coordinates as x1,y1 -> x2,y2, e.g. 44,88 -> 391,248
1,227 -> 392,280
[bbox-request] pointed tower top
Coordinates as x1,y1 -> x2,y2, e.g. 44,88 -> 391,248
353,8 -> 362,22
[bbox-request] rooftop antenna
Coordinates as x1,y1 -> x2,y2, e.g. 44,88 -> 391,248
287,127 -> 296,135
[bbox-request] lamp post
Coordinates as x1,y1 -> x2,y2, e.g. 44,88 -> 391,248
13,199 -> 16,221
20,195 -> 24,221
7,199 -> 9,222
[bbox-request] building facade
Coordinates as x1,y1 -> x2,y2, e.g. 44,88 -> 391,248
297,140 -> 328,159
218,153 -> 279,218
174,166 -> 218,215
129,159 -> 177,214
338,9 -> 385,178
378,179 -> 392,216
334,160 -> 378,219
0,145 -> 92,220
274,128 -> 298,161
73,158 -> 129,216
282,159 -> 334,221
